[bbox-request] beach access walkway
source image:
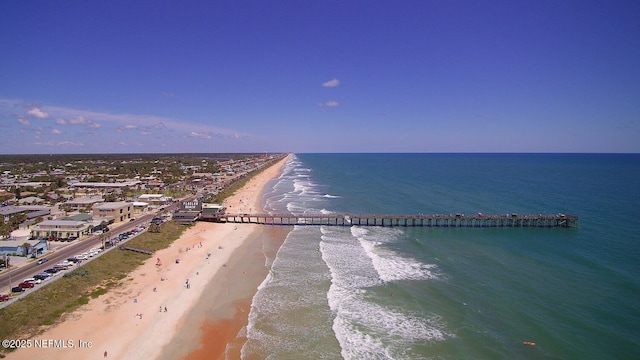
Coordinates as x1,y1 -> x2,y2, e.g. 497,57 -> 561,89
203,213 -> 578,228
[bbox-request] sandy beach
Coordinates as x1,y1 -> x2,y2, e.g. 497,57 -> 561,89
7,155 -> 290,360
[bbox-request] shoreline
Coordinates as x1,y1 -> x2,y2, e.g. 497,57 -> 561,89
7,155 -> 290,360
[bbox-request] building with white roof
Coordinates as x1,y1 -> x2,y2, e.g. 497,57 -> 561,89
30,220 -> 91,240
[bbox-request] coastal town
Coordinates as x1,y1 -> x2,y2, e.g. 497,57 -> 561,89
0,153 -> 286,297
0,154 -> 290,359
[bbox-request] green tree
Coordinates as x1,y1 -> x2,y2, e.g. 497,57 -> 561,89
148,223 -> 161,233
21,242 -> 31,256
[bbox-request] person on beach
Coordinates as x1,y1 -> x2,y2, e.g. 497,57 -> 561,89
104,350 -> 108,358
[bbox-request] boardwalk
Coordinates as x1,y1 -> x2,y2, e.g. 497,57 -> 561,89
203,213 -> 578,228
119,246 -> 154,255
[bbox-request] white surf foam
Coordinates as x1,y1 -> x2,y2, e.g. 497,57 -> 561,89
352,226 -> 442,282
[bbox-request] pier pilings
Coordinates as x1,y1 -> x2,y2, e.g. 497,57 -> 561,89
204,213 -> 578,228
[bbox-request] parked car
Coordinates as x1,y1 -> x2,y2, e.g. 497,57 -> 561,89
18,282 -> 35,288
0,294 -> 9,301
34,273 -> 51,281
37,257 -> 49,265
54,262 -> 73,269
44,268 -> 60,274
23,278 -> 41,284
11,287 -> 25,293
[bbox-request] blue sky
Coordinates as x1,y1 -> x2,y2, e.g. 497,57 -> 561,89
1,1 -> 639,154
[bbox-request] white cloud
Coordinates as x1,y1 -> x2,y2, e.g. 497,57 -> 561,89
117,124 -> 139,132
69,116 -> 87,125
322,78 -> 340,87
26,107 -> 50,119
189,131 -> 213,139
51,129 -> 62,135
56,115 -> 101,130
1,98 -> 253,148
318,100 -> 341,111
55,141 -> 84,147
30,140 -> 83,147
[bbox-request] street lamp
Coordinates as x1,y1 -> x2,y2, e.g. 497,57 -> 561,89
7,255 -> 12,291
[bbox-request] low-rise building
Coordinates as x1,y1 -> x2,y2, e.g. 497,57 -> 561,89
137,194 -> 172,207
199,203 -> 225,221
64,196 -> 104,211
30,220 -> 91,240
0,205 -> 51,223
0,239 -> 48,257
172,211 -> 200,224
132,201 -> 150,215
92,202 -> 133,223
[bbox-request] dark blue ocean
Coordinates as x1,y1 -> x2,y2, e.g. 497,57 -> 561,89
241,153 -> 640,359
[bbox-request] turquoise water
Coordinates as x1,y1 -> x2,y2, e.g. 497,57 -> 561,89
241,153 -> 640,359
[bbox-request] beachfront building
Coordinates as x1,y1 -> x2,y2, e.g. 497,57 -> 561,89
199,203 -> 225,221
30,220 -> 91,240
172,211 -> 200,224
173,198 -> 203,224
92,202 -> 133,223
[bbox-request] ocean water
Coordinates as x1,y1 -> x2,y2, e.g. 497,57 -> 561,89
240,153 -> 640,359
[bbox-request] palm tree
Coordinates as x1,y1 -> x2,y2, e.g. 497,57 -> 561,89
21,242 -> 31,257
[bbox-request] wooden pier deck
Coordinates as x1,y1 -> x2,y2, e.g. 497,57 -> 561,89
203,213 -> 578,228
119,246 -> 154,255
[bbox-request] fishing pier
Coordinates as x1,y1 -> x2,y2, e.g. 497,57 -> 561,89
204,213 -> 578,228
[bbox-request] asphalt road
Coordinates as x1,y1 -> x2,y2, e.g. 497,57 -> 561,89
0,195 -> 194,297
0,213 -> 157,294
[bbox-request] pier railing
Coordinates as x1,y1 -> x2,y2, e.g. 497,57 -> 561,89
201,213 -> 578,228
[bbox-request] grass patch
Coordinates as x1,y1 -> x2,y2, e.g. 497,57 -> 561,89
0,220 -> 189,346
77,296 -> 90,305
90,287 -> 107,298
